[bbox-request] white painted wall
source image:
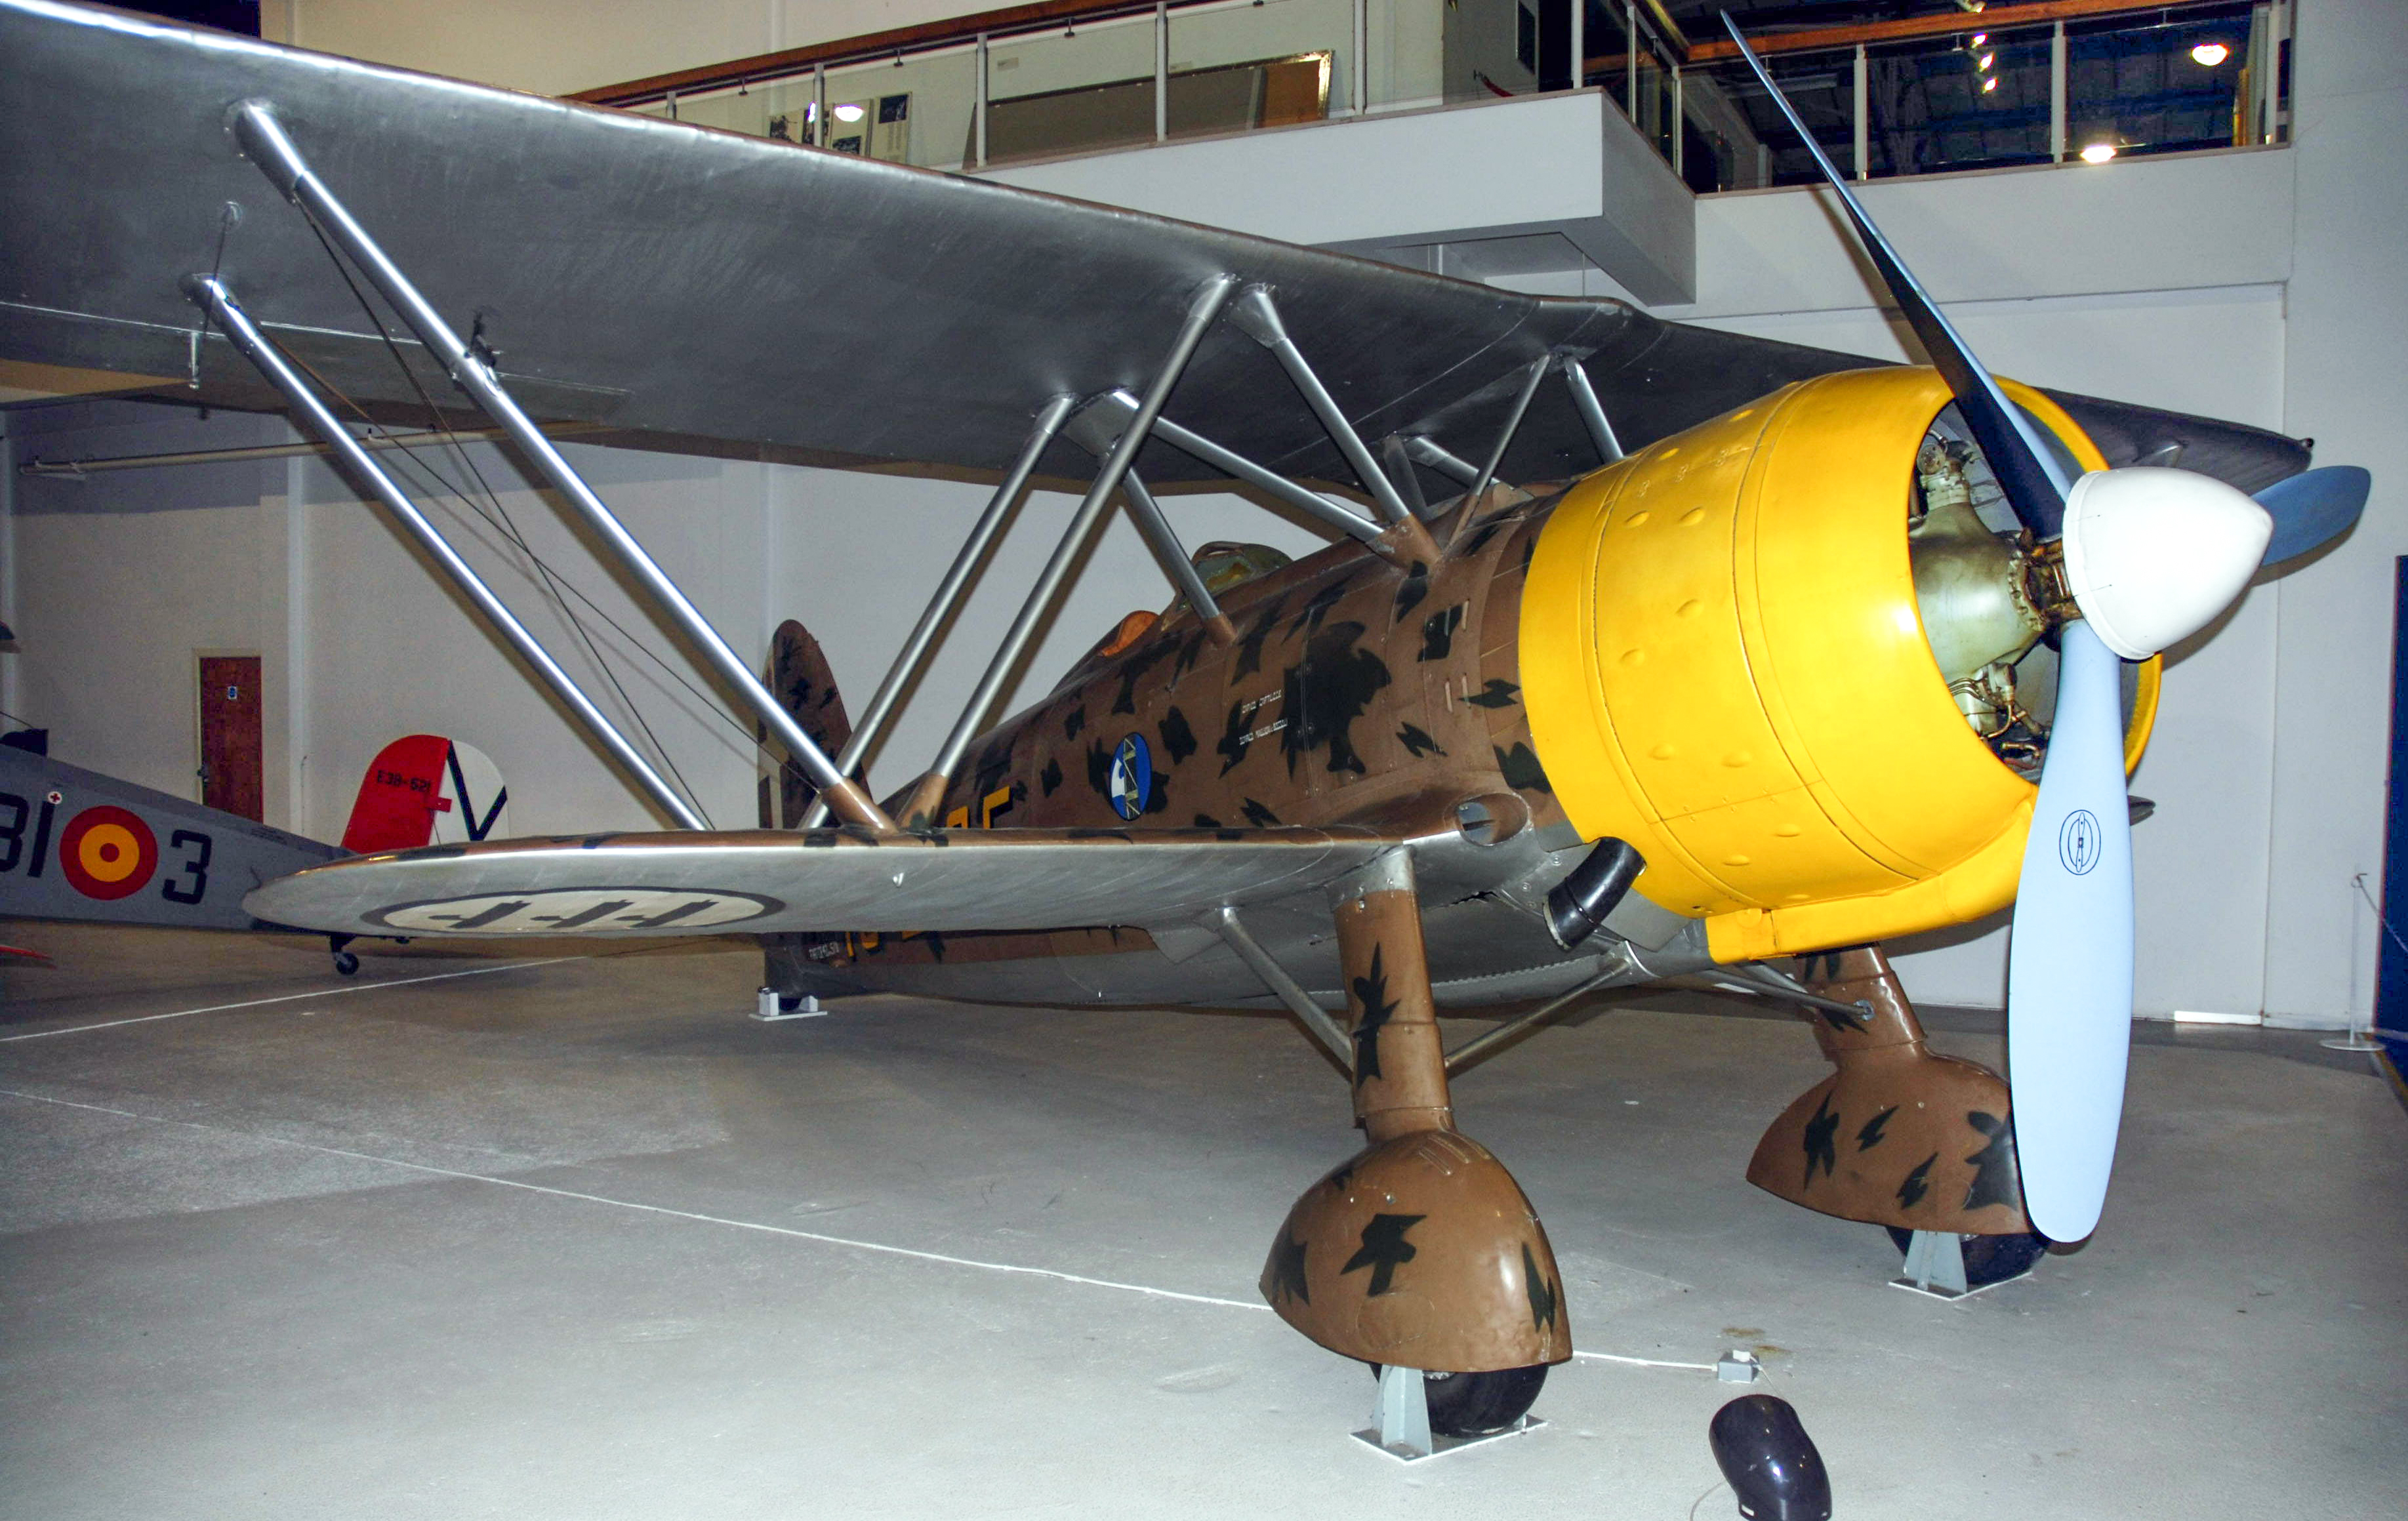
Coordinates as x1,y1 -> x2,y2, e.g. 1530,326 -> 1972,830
17,1 -> 2394,1025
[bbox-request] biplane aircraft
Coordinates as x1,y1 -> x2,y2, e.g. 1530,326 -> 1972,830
0,0 -> 2371,1442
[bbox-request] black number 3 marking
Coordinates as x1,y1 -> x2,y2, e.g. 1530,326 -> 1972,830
162,829 -> 213,904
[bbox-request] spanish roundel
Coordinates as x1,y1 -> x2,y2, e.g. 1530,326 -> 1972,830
58,804 -> 157,900
341,735 -> 512,854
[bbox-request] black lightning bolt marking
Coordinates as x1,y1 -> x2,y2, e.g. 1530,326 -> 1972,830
1898,1153 -> 1937,1210
1341,1213 -> 1425,1297
1158,707 -> 1198,765
1085,738 -> 1112,799
1063,705 -> 1087,739
1279,621 -> 1391,777
1193,813 -> 1223,828
1231,596 -> 1287,681
1397,722 -> 1445,758
1522,1243 -> 1560,1331
1465,678 -> 1521,709
1349,944 -> 1401,1087
1801,1092 -> 1841,1185
1494,741 -> 1551,793
1418,604 -> 1465,662
1457,518 -> 1505,557
1392,561 -> 1431,622
1040,757 -> 1063,796
1241,798 -> 1281,828
1267,1231 -> 1311,1306
1961,1111 -> 2021,1213
1858,1106 -> 1897,1151
1287,578 -> 1349,640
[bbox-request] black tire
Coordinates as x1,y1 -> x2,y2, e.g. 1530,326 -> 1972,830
1371,1363 -> 1548,1436
1885,1226 -> 2048,1288
332,951 -> 360,977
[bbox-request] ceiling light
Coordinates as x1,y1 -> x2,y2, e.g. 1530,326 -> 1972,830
832,102 -> 866,123
2080,141 -> 2117,163
2192,42 -> 2231,67
1971,32 -> 1988,45
1977,52 -> 1995,70
1982,76 -> 1998,93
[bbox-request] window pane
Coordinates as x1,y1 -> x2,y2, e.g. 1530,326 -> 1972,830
985,14 -> 1160,167
1168,0 -> 1349,140
1866,26 -> 2052,179
2068,3 -> 2260,162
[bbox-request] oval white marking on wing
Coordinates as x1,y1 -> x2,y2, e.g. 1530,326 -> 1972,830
372,888 -> 777,933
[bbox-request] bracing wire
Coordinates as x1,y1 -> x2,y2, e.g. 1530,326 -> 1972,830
296,223 -> 720,820
288,220 -> 829,827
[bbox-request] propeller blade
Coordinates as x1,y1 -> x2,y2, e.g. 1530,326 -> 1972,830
2256,465 -> 2371,567
2005,620 -> 2135,1242
1721,14 -> 2073,538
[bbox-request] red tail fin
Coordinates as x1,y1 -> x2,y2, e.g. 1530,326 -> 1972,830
342,735 -> 510,853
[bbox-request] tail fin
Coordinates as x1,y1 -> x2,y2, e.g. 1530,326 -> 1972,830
342,735 -> 511,853
758,619 -> 853,828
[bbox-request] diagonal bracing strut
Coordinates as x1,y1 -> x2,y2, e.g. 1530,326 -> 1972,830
187,276 -> 709,830
893,274 -> 1240,824
230,101 -> 891,830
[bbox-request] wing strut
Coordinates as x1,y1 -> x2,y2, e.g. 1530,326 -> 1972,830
185,276 -> 708,830
1227,286 -> 1443,563
1402,434 -> 1481,486
230,102 -> 891,831
1061,399 -> 1236,639
1456,355 -> 1553,538
798,394 -> 1078,828
893,275 -> 1240,824
1206,904 -> 1353,1073
1560,357 -> 1625,464
1080,390 -> 1403,563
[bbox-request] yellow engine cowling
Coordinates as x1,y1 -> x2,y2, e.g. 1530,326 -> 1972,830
1521,366 -> 2158,963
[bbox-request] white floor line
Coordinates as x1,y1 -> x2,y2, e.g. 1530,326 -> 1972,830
0,1084 -> 1713,1374
0,958 -> 582,1042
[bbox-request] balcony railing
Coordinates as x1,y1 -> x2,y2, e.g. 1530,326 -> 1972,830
569,0 -> 2289,190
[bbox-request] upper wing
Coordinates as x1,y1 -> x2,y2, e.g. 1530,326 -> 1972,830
0,1 -> 2305,494
241,825 -> 1397,937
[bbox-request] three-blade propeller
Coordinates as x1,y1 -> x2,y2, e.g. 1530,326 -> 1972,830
1720,16 -> 2334,1240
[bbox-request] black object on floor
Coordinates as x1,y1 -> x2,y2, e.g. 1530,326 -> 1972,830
1709,1394 -> 1832,1520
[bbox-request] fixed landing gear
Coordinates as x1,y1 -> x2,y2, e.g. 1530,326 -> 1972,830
1257,851 -> 1571,1453
328,934 -> 359,977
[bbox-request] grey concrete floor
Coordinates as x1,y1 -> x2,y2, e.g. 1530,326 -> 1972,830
1,922 -> 2401,1519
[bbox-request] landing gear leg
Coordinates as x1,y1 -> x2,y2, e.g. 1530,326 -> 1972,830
1258,849 -> 1569,1448
328,933 -> 359,977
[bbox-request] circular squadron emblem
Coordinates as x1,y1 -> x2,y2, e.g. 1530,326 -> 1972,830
369,887 -> 779,934
1107,733 -> 1153,821
2056,809 -> 2103,876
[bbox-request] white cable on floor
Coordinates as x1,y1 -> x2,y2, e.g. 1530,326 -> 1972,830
0,958 -> 582,1042
0,1084 -> 1716,1373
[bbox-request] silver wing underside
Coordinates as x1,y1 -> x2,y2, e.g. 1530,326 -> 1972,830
0,1 -> 2308,494
242,826 -> 1398,938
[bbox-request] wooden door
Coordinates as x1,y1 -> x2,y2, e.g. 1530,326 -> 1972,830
197,655 -> 263,822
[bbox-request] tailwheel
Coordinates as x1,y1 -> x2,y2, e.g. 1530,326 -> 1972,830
1374,1364 -> 1549,1437
1885,1226 -> 2047,1288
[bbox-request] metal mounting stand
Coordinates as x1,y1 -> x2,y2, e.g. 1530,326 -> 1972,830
1351,1365 -> 1544,1462
1892,1229 -> 1982,1299
752,987 -> 826,1022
